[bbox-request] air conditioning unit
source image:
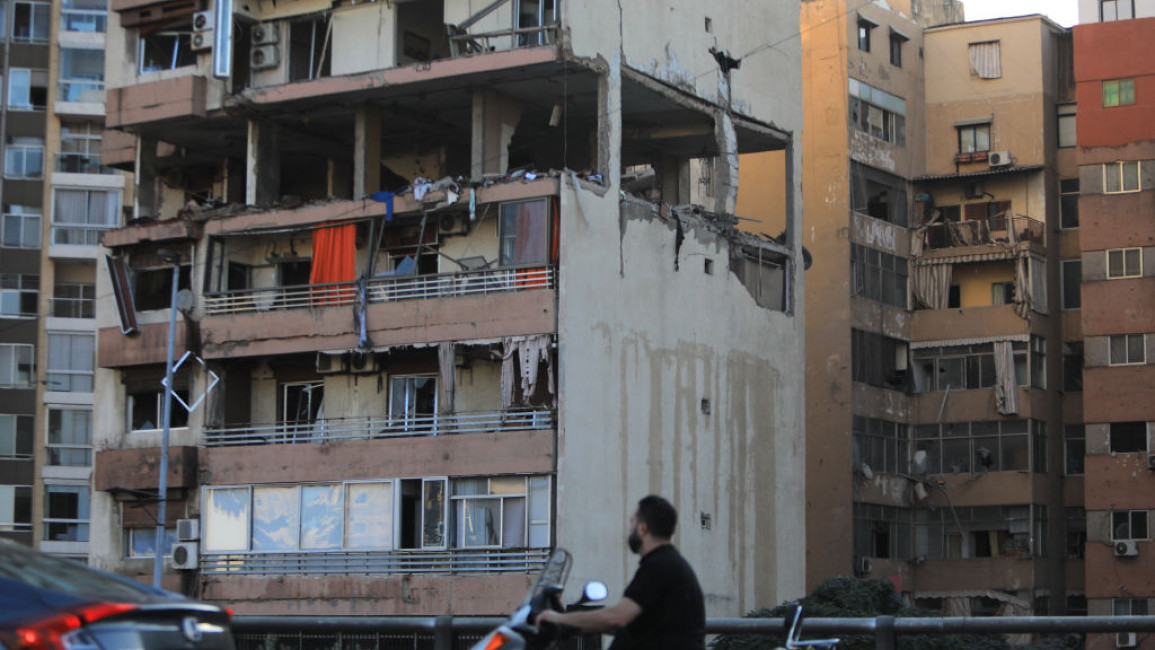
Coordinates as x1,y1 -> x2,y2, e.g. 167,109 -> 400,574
192,10 -> 213,31
965,181 -> 984,199
176,518 -> 199,541
1117,632 -> 1137,648
438,214 -> 465,235
1115,540 -> 1139,557
190,31 -> 213,51
171,542 -> 198,570
252,22 -> 279,45
250,44 -> 280,70
1146,453 -> 1155,471
853,556 -> 873,576
988,150 -> 1012,168
349,351 -> 380,374
316,352 -> 346,374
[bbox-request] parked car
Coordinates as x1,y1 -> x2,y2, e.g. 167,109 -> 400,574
0,539 -> 234,650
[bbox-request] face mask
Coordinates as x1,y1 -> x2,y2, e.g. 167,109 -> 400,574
628,526 -> 643,554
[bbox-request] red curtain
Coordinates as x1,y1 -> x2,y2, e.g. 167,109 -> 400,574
310,223 -> 356,305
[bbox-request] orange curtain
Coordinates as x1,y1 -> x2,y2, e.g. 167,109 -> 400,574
310,223 -> 356,305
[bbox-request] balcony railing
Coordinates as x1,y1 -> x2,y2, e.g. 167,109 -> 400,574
50,296 -> 96,319
58,80 -> 105,103
202,548 -> 551,576
204,266 -> 555,316
921,215 -> 1044,250
448,23 -> 558,56
204,409 -> 553,447
52,224 -> 114,246
55,152 -> 116,175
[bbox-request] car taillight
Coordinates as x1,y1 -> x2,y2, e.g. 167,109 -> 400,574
481,631 -> 511,650
0,603 -> 137,650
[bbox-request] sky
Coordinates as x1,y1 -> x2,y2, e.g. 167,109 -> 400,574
962,0 -> 1078,26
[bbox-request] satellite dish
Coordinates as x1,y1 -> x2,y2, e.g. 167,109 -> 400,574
176,289 -> 194,313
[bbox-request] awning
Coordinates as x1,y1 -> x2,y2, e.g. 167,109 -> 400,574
914,165 -> 1044,182
911,333 -> 1030,349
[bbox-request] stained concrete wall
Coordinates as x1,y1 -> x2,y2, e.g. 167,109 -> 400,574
555,185 -> 805,615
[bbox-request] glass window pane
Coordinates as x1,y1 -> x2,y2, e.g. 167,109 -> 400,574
457,498 -> 500,547
422,480 -> 445,548
205,487 -> 250,551
499,199 -> 549,266
501,497 -> 526,548
345,482 -> 393,549
1123,162 -> 1139,191
1106,164 -> 1121,192
300,484 -> 343,549
252,486 -> 300,550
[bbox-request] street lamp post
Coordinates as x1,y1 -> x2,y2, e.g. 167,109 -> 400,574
152,249 -> 181,589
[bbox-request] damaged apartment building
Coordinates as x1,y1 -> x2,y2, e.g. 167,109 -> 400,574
798,0 -> 1082,623
88,0 -> 805,616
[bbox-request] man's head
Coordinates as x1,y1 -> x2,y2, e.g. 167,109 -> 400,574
628,495 -> 677,554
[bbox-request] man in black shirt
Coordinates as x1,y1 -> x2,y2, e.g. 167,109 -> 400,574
536,495 -> 706,649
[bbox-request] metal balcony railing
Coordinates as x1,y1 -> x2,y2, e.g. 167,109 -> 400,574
55,152 -> 116,175
202,548 -> 551,576
51,224 -> 114,246
204,266 -> 555,316
448,24 -> 558,57
204,409 -> 553,447
921,215 -> 1044,250
50,297 -> 95,319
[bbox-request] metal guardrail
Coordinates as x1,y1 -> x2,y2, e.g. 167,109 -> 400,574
204,548 -> 552,576
922,215 -> 1044,250
204,267 -> 554,316
231,614 -> 1155,650
204,409 -> 554,447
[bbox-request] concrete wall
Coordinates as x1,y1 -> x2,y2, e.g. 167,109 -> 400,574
555,184 -> 805,615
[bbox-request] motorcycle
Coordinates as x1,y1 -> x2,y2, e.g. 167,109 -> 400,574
470,548 -> 608,650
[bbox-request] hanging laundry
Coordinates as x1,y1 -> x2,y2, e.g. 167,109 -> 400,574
368,191 -> 394,221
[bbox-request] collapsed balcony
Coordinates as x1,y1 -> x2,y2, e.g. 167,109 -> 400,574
917,214 -> 1044,251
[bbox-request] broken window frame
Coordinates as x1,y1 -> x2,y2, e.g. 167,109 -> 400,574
850,244 -> 907,309
2,209 -> 41,249
132,264 -> 191,312
6,68 -> 48,111
389,374 -> 438,433
288,14 -> 332,82
1106,247 -> 1142,278
1112,510 -> 1149,542
915,504 -> 1043,559
913,340 -> 1036,393
849,80 -> 906,146
850,162 -> 908,226
913,419 -> 1042,474
43,484 -> 90,542
1109,333 -> 1146,366
850,329 -> 908,391
128,386 -> 190,432
1059,178 -> 1079,228
1064,424 -> 1085,476
1062,342 -> 1083,394
138,30 -> 196,75
12,1 -> 50,43
450,475 -> 550,549
516,0 -> 558,47
0,485 -> 33,531
0,343 -> 35,388
0,273 -> 38,318
45,332 -> 95,393
853,502 -> 911,560
0,414 -> 34,458
851,415 -> 909,475
280,381 -> 325,425
47,408 -> 92,467
126,526 -> 177,558
1109,422 -> 1147,454
1065,507 -> 1086,559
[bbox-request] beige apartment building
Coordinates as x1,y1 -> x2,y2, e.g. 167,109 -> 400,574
779,0 -> 1082,617
88,0 -> 807,617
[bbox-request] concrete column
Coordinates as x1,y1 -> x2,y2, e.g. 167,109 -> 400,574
246,120 -> 281,206
134,137 -> 159,219
354,105 -> 382,197
712,108 -> 739,215
471,90 -> 525,178
597,55 -> 622,189
659,156 -> 691,205
328,159 -> 354,200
